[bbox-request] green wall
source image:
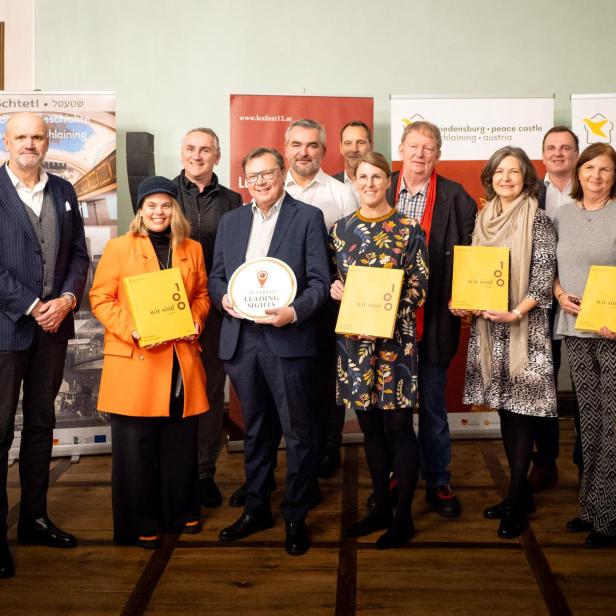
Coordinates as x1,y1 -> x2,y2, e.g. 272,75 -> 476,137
35,0 -> 616,230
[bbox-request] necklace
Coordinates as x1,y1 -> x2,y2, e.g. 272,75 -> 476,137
157,249 -> 171,270
577,198 -> 610,221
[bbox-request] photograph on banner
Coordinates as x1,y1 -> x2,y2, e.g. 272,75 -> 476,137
389,96 -> 554,436
390,96 -> 554,204
571,93 -> 616,149
0,92 -> 117,458
230,94 -> 373,202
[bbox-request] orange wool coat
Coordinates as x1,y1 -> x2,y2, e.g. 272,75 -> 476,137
90,233 -> 210,418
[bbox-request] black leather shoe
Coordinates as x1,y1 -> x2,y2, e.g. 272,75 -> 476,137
317,447 -> 341,478
528,464 -> 558,492
426,485 -> 461,518
566,517 -> 593,533
585,530 -> 616,549
200,478 -> 222,508
285,520 -> 310,555
484,496 -> 536,520
219,512 -> 274,542
497,507 -> 527,539
376,520 -> 416,550
0,542 -> 15,579
17,516 -> 77,548
345,509 -> 393,537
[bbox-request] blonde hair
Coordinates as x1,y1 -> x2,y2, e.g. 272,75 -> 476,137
129,195 -> 191,249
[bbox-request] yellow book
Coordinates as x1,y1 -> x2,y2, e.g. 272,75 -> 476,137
123,267 -> 195,347
450,246 -> 509,311
575,265 -> 616,332
335,266 -> 404,339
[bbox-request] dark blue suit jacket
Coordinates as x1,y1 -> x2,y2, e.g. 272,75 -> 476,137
208,192 -> 330,360
0,164 -> 89,350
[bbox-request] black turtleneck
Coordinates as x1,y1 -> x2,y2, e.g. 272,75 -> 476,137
148,227 -> 172,270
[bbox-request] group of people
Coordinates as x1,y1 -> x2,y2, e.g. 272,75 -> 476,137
0,112 -> 614,579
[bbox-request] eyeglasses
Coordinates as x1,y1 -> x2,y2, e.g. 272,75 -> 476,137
245,168 -> 280,184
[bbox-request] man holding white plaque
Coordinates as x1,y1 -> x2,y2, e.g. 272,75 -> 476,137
208,147 -> 330,555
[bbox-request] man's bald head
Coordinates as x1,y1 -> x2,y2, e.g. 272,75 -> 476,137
4,112 -> 49,174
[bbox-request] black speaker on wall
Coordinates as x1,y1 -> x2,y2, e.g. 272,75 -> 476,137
126,132 -> 155,212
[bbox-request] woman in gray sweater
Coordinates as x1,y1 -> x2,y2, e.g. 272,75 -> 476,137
553,142 -> 616,549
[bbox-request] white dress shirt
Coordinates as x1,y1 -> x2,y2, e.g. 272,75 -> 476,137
342,169 -> 360,202
5,163 -> 49,217
244,193 -> 284,262
544,174 -> 574,221
285,168 -> 357,230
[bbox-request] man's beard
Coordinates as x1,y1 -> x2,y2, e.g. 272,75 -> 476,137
291,158 -> 320,177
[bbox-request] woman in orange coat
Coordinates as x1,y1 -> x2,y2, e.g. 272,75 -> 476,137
90,176 -> 210,548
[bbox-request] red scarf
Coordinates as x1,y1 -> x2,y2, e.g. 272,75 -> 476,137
394,169 -> 437,341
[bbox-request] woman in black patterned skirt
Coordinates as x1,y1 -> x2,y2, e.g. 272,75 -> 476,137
552,143 -> 616,548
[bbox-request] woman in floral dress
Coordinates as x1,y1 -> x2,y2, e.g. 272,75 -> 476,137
330,152 -> 428,548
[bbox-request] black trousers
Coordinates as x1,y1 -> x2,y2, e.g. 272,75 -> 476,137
499,409 -> 533,507
224,322 -> 315,523
0,327 -> 67,540
531,335 -> 583,471
197,307 -> 226,480
109,411 -> 199,545
314,299 -> 346,457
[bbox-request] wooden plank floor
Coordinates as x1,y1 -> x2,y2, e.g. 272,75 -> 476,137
2,419 -> 615,615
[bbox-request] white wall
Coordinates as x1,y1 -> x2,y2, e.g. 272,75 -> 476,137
34,0 -> 616,230
0,0 -> 34,89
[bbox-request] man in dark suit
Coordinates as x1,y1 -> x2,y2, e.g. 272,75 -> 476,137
208,147 -> 329,555
529,126 -> 580,491
173,128 -> 242,509
386,120 -> 476,518
0,112 -> 89,578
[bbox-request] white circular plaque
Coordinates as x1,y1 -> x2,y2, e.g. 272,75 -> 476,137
227,257 -> 297,320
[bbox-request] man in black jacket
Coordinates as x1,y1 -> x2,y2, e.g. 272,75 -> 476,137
174,128 -> 242,508
387,121 -> 476,518
529,126 -> 580,491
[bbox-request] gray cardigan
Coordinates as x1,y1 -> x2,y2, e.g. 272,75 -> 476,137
553,200 -> 616,338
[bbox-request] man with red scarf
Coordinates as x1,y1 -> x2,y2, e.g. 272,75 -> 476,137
386,121 -> 476,517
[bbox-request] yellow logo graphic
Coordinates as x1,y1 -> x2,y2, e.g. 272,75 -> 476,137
402,113 -> 424,127
582,113 -> 613,144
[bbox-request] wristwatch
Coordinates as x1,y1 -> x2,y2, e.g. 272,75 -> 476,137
62,293 -> 77,311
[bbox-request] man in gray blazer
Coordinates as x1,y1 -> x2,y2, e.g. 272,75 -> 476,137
0,112 -> 89,578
